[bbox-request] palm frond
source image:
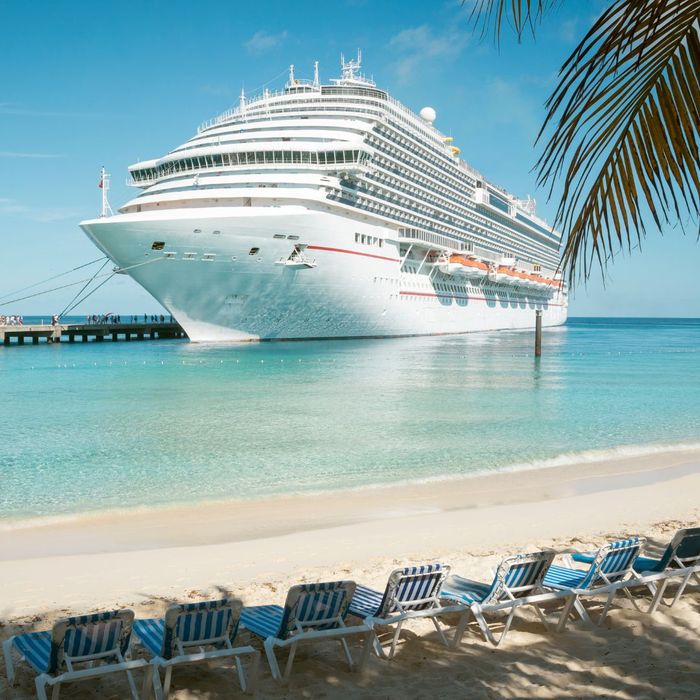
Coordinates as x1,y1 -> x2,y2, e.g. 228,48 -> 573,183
466,0 -> 557,43
535,0 -> 700,282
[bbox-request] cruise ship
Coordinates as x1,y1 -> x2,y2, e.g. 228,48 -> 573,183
80,53 -> 568,342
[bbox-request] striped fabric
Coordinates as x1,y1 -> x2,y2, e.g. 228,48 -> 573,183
241,582 -> 355,642
13,631 -> 52,673
544,538 -> 642,592
442,552 -> 554,606
440,578 -> 492,605
133,599 -> 240,660
348,564 -> 446,620
240,605 -> 284,640
12,610 -> 132,675
132,618 -> 165,657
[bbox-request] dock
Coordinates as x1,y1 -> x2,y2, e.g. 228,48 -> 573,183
0,322 -> 187,345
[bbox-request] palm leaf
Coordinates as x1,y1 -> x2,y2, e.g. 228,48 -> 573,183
466,0 -> 557,42
537,0 -> 700,282
468,0 -> 700,282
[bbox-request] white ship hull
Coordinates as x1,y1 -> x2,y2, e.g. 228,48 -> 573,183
82,206 -> 567,342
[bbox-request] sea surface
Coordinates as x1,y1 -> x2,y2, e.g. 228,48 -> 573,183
1,317 -> 698,524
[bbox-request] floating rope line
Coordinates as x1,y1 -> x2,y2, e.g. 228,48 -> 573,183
0,256 -> 108,303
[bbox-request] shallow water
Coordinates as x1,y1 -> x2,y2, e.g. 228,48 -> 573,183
1,318 -> 698,521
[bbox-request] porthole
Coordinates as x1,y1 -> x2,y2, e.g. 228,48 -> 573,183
193,229 -> 202,234
287,235 -> 300,240
273,234 -> 286,239
212,230 -> 221,235
231,256 -> 238,261
249,247 -> 260,256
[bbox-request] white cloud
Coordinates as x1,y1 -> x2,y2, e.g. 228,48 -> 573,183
388,24 -> 469,84
0,151 -> 63,158
244,30 -> 288,55
0,197 -> 78,222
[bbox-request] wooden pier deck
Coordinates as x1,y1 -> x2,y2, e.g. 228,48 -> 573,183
0,322 -> 187,345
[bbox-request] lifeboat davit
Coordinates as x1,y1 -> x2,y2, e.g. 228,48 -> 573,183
439,253 -> 489,279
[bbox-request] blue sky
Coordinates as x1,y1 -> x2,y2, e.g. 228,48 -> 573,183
0,0 -> 697,317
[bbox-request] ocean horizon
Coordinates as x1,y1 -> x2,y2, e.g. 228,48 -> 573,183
1,316 -> 699,524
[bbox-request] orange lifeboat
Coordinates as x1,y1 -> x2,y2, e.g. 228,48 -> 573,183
439,253 -> 489,279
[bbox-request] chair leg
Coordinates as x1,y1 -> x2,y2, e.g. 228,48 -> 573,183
3,638 -> 16,686
556,595 -> 578,632
430,615 -> 449,647
244,650 -> 260,695
263,638 -> 283,682
573,598 -> 595,626
358,629 -> 374,671
151,667 -> 164,700
34,674 -> 50,700
339,638 -> 354,670
51,681 -> 61,700
670,570 -> 693,608
142,664 -> 154,700
648,579 -> 669,614
452,610 -> 471,648
125,668 -> 140,700
387,620 -> 404,660
282,642 -> 298,683
162,665 -> 173,699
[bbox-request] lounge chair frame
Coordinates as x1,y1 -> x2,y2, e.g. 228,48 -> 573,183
242,581 -> 374,684
3,609 -> 149,700
352,564 -> 455,660
549,538 -> 645,630
133,598 -> 259,700
446,551 -> 565,648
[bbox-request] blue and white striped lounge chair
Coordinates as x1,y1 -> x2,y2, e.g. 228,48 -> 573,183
348,563 -> 452,660
3,608 -> 148,700
571,527 -> 700,613
240,581 -> 373,684
440,550 -> 561,647
132,597 -> 259,699
543,537 -> 645,629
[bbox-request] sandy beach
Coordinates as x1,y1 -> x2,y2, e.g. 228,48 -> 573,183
1,446 -> 699,698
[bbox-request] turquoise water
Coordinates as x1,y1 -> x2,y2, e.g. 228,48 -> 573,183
1,318 -> 699,522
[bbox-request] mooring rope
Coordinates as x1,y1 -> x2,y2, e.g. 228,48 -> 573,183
0,256 -> 108,303
0,257 -> 164,308
57,258 -> 112,319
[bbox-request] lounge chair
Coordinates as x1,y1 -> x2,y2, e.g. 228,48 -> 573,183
348,563 -> 452,659
132,597 -> 259,699
440,550 -> 566,647
572,526 -> 700,612
543,537 -> 644,629
240,580 -> 373,684
3,608 -> 148,700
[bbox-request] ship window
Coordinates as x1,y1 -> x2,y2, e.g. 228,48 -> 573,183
264,152 -> 274,163
283,152 -> 292,163
287,235 -> 299,240
151,241 -> 165,250
249,247 -> 260,255
273,233 -> 286,239
355,233 -> 360,242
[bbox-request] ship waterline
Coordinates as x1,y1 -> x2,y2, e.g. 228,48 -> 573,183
81,54 -> 567,342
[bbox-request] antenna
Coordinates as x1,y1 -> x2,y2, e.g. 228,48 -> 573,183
99,166 -> 113,217
289,63 -> 295,85
313,60 -> 319,88
239,87 -> 246,112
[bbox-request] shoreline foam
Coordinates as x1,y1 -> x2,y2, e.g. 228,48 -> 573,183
2,438 -> 698,534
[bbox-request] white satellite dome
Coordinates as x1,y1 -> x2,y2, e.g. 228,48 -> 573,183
419,106 -> 436,124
